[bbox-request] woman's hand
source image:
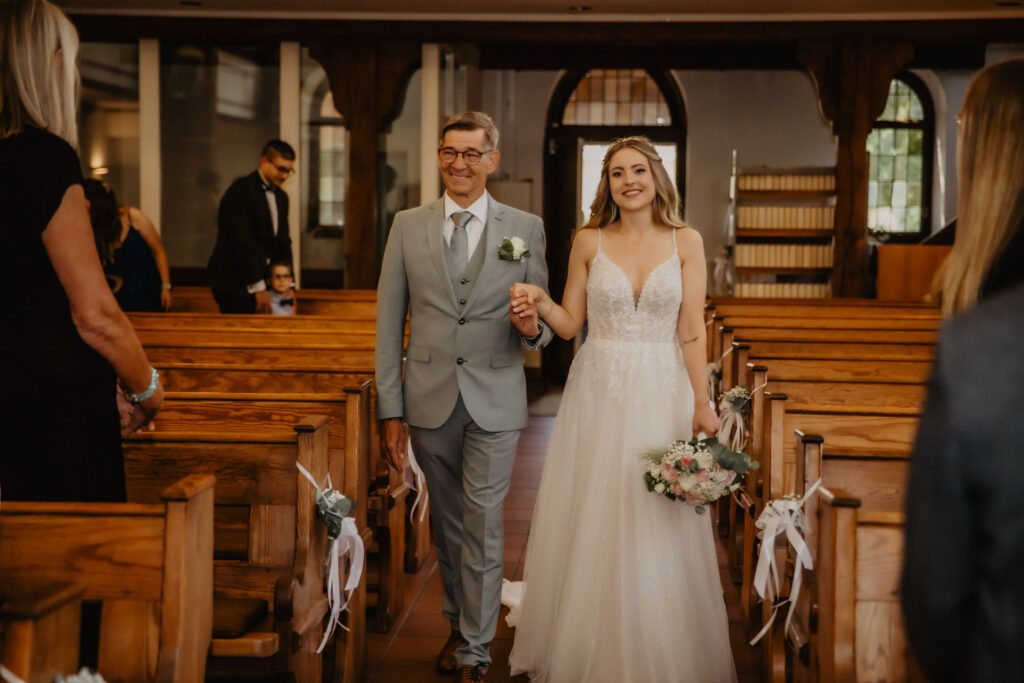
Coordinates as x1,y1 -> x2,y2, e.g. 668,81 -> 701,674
117,381 -> 164,436
692,400 -> 720,438
510,282 -> 549,316
160,287 -> 172,310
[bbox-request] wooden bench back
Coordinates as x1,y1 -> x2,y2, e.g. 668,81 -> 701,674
169,287 -> 377,316
0,475 -> 214,682
131,312 -> 377,332
812,488 -> 915,683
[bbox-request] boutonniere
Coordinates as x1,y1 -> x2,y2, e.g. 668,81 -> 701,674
498,236 -> 531,262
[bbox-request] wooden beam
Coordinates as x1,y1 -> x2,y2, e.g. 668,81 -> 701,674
799,40 -> 913,297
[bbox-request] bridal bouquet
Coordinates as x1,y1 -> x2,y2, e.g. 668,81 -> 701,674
642,435 -> 758,514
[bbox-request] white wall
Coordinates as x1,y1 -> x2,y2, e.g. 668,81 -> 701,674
672,70 -> 836,258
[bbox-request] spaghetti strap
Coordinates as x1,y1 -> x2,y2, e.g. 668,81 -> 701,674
671,227 -> 678,256
596,228 -> 603,254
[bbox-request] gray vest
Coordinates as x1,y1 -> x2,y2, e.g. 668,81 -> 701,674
446,231 -> 487,309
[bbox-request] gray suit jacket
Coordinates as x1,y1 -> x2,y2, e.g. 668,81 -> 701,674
902,282 -> 1024,682
375,195 -> 553,431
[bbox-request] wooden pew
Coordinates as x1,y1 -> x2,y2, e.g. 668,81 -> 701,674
169,286 -> 378,316
0,475 -> 214,682
130,311 -> 378,332
152,388 -> 405,635
124,413 -> 339,682
711,315 -> 940,365
1,581 -> 86,683
804,488 -> 917,682
726,340 -> 935,394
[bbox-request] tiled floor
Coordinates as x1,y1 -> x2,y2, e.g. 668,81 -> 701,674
365,416 -> 761,682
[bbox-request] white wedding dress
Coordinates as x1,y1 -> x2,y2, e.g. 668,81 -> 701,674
507,230 -> 737,682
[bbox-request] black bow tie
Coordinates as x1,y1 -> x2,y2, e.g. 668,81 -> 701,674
277,298 -> 294,306
261,182 -> 274,192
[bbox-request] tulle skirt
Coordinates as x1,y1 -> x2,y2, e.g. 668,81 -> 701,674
508,339 -> 737,682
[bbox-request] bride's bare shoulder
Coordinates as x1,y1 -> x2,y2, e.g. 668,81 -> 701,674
676,225 -> 706,257
571,227 -> 601,264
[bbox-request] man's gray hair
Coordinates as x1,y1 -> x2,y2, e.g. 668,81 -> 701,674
439,111 -> 499,151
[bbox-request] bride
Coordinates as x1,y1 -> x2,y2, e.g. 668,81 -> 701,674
507,136 -> 736,682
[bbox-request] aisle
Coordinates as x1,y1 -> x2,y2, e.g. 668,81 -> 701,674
365,416 -> 761,682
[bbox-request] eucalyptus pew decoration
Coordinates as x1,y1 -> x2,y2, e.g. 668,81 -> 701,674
295,463 -> 364,653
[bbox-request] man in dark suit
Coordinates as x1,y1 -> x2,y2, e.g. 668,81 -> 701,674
208,139 -> 295,313
902,282 -> 1024,682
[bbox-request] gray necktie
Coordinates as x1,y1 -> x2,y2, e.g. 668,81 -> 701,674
450,211 -> 472,275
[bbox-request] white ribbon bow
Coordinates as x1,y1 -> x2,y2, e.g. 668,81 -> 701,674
295,462 -> 365,653
749,478 -> 821,646
404,441 -> 429,523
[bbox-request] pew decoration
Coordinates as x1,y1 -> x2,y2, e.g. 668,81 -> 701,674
295,462 -> 364,653
642,435 -> 758,514
749,478 -> 821,646
55,670 -> 106,683
404,441 -> 429,523
0,666 -> 106,683
717,381 -> 768,452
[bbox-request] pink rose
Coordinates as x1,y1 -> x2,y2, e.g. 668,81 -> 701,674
671,483 -> 684,496
661,461 -> 680,483
696,469 -> 710,483
681,456 -> 692,466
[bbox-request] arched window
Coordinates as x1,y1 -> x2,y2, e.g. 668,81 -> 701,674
866,72 -> 934,239
562,69 -> 672,127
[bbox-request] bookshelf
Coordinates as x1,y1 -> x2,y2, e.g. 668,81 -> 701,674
727,152 -> 836,298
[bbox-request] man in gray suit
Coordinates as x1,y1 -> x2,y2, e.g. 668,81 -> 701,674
375,111 -> 552,682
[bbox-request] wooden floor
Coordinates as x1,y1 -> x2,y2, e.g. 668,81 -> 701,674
365,416 -> 762,682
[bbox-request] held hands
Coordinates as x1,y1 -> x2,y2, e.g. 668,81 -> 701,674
509,282 -> 545,337
254,289 -> 272,314
380,419 -> 409,474
692,400 -> 720,438
117,380 -> 164,437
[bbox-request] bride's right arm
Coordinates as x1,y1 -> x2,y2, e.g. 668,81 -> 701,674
512,229 -> 594,340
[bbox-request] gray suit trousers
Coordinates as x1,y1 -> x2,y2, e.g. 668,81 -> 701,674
410,393 -> 520,670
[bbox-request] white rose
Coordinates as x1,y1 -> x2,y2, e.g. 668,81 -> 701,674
654,483 -> 666,494
510,236 -> 527,257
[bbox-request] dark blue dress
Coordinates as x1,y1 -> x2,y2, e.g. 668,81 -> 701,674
107,223 -> 162,312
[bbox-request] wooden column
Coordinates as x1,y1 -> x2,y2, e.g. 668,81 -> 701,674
798,40 -> 913,297
309,40 -> 420,289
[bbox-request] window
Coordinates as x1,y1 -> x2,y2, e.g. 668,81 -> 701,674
866,73 -> 933,238
563,69 -> 671,127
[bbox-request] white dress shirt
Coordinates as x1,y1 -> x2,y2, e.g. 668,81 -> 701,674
443,191 -> 488,258
247,170 -> 279,294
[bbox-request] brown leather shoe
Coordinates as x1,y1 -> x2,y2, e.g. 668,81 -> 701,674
459,664 -> 486,682
436,629 -> 467,674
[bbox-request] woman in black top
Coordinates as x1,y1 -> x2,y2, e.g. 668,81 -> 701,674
0,0 -> 164,502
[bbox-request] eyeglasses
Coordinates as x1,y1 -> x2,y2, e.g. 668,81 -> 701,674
274,164 -> 296,176
438,147 -> 493,166
271,273 -> 293,279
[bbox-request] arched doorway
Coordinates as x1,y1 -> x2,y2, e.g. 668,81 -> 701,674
542,68 -> 687,381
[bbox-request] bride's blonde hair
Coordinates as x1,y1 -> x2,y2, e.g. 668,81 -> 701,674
582,136 -> 685,230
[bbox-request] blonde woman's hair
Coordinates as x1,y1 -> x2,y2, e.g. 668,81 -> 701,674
582,135 -> 685,230
937,57 -> 1024,315
0,0 -> 81,147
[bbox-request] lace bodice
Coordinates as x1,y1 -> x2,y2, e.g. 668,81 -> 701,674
586,230 -> 682,343
568,229 -> 689,404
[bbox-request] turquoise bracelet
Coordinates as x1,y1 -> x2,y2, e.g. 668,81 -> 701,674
128,367 -> 160,404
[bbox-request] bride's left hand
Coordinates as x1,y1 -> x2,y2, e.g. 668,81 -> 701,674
692,401 -> 720,437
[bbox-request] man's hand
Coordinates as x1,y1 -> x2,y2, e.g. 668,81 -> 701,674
254,289 -> 272,314
509,283 -> 540,338
380,418 -> 408,473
